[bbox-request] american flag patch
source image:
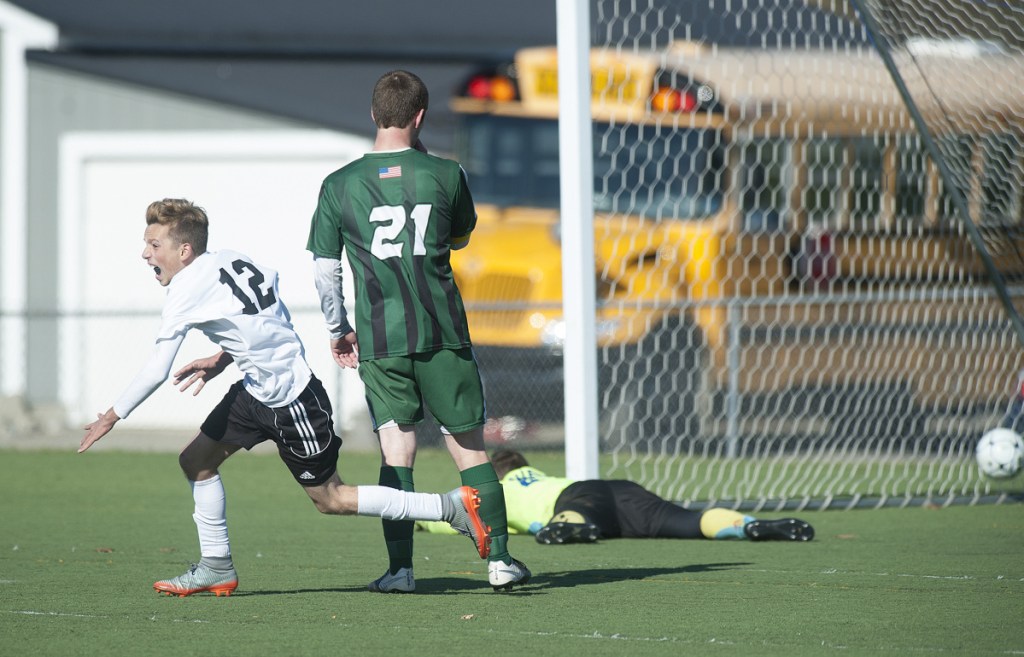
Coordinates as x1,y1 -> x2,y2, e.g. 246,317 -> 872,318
378,165 -> 402,179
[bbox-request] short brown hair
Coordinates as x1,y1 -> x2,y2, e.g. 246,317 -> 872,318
371,70 -> 429,129
490,449 -> 529,479
145,198 -> 209,254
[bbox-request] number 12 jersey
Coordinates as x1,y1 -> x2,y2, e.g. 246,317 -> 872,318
159,249 -> 312,407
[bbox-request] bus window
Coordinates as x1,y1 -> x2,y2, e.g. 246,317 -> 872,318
532,121 -> 562,202
740,138 -> 791,233
460,113 -> 725,220
895,135 -> 927,224
494,129 -> 526,178
982,133 -> 1022,225
850,137 -> 884,230
460,114 -> 562,209
804,138 -> 845,228
937,135 -> 975,223
593,124 -> 724,220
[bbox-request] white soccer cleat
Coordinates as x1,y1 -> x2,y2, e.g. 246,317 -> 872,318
153,563 -> 238,597
367,567 -> 415,593
488,558 -> 531,592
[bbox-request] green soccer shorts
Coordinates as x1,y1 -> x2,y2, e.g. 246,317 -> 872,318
358,347 -> 486,434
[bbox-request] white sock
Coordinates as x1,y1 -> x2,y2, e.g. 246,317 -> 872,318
191,475 -> 230,559
356,485 -> 443,521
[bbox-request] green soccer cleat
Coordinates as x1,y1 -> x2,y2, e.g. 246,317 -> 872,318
153,563 -> 238,597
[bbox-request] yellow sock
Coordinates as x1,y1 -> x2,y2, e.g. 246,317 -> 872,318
699,508 -> 750,539
550,511 -> 587,524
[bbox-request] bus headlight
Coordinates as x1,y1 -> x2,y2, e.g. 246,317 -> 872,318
540,317 -> 621,351
540,319 -> 566,349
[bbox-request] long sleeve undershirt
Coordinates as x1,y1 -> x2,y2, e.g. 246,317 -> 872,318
112,333 -> 185,419
312,255 -> 353,339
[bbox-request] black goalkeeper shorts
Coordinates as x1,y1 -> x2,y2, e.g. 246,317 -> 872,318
553,479 -> 683,538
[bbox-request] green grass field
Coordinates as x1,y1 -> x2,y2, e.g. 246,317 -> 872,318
2,446 -> 1022,656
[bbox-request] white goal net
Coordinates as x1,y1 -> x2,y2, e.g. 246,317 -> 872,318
585,0 -> 1024,508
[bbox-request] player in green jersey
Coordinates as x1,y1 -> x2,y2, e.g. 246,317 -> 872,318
307,70 -> 529,592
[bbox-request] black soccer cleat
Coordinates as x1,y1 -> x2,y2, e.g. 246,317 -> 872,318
535,521 -> 601,545
744,517 -> 815,542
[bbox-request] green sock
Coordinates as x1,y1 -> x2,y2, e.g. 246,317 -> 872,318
379,466 -> 415,573
460,462 -> 511,564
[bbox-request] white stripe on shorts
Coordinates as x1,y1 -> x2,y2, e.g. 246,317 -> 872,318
288,400 -> 317,456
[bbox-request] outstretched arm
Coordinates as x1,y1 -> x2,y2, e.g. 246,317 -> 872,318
79,334 -> 184,453
173,350 -> 233,395
79,408 -> 121,453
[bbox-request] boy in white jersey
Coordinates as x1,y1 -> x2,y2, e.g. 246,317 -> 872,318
79,198 -> 491,597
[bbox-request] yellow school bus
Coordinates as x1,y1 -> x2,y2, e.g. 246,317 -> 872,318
449,41 -> 1024,429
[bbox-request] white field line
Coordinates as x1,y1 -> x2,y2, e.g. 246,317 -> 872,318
7,610 -> 208,623
10,610 -> 99,618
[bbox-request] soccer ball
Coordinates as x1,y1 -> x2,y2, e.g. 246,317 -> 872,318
975,428 -> 1024,479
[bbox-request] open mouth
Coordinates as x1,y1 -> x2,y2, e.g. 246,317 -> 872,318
153,266 -> 162,276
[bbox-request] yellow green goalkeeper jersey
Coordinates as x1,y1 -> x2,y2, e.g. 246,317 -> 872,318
416,466 -> 573,535
499,466 -> 574,534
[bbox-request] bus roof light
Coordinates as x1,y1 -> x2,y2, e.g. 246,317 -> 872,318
466,75 -> 493,99
490,76 -> 517,101
651,86 -> 698,113
464,73 -> 519,102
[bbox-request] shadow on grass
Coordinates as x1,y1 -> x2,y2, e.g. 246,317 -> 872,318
232,562 -> 751,597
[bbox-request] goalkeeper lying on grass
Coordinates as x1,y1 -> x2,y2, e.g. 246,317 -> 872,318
418,449 -> 814,544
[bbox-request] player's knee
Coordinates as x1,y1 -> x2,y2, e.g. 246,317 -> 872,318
178,450 -> 201,479
306,484 -> 357,516
179,451 -> 218,481
311,497 -> 335,515
312,498 -> 355,516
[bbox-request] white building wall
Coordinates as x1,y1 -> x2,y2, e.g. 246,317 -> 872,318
0,3 -> 56,397
5,59 -> 378,444
25,63 -> 317,403
57,131 -> 373,443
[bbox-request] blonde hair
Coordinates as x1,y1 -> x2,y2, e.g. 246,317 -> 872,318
145,198 -> 209,254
